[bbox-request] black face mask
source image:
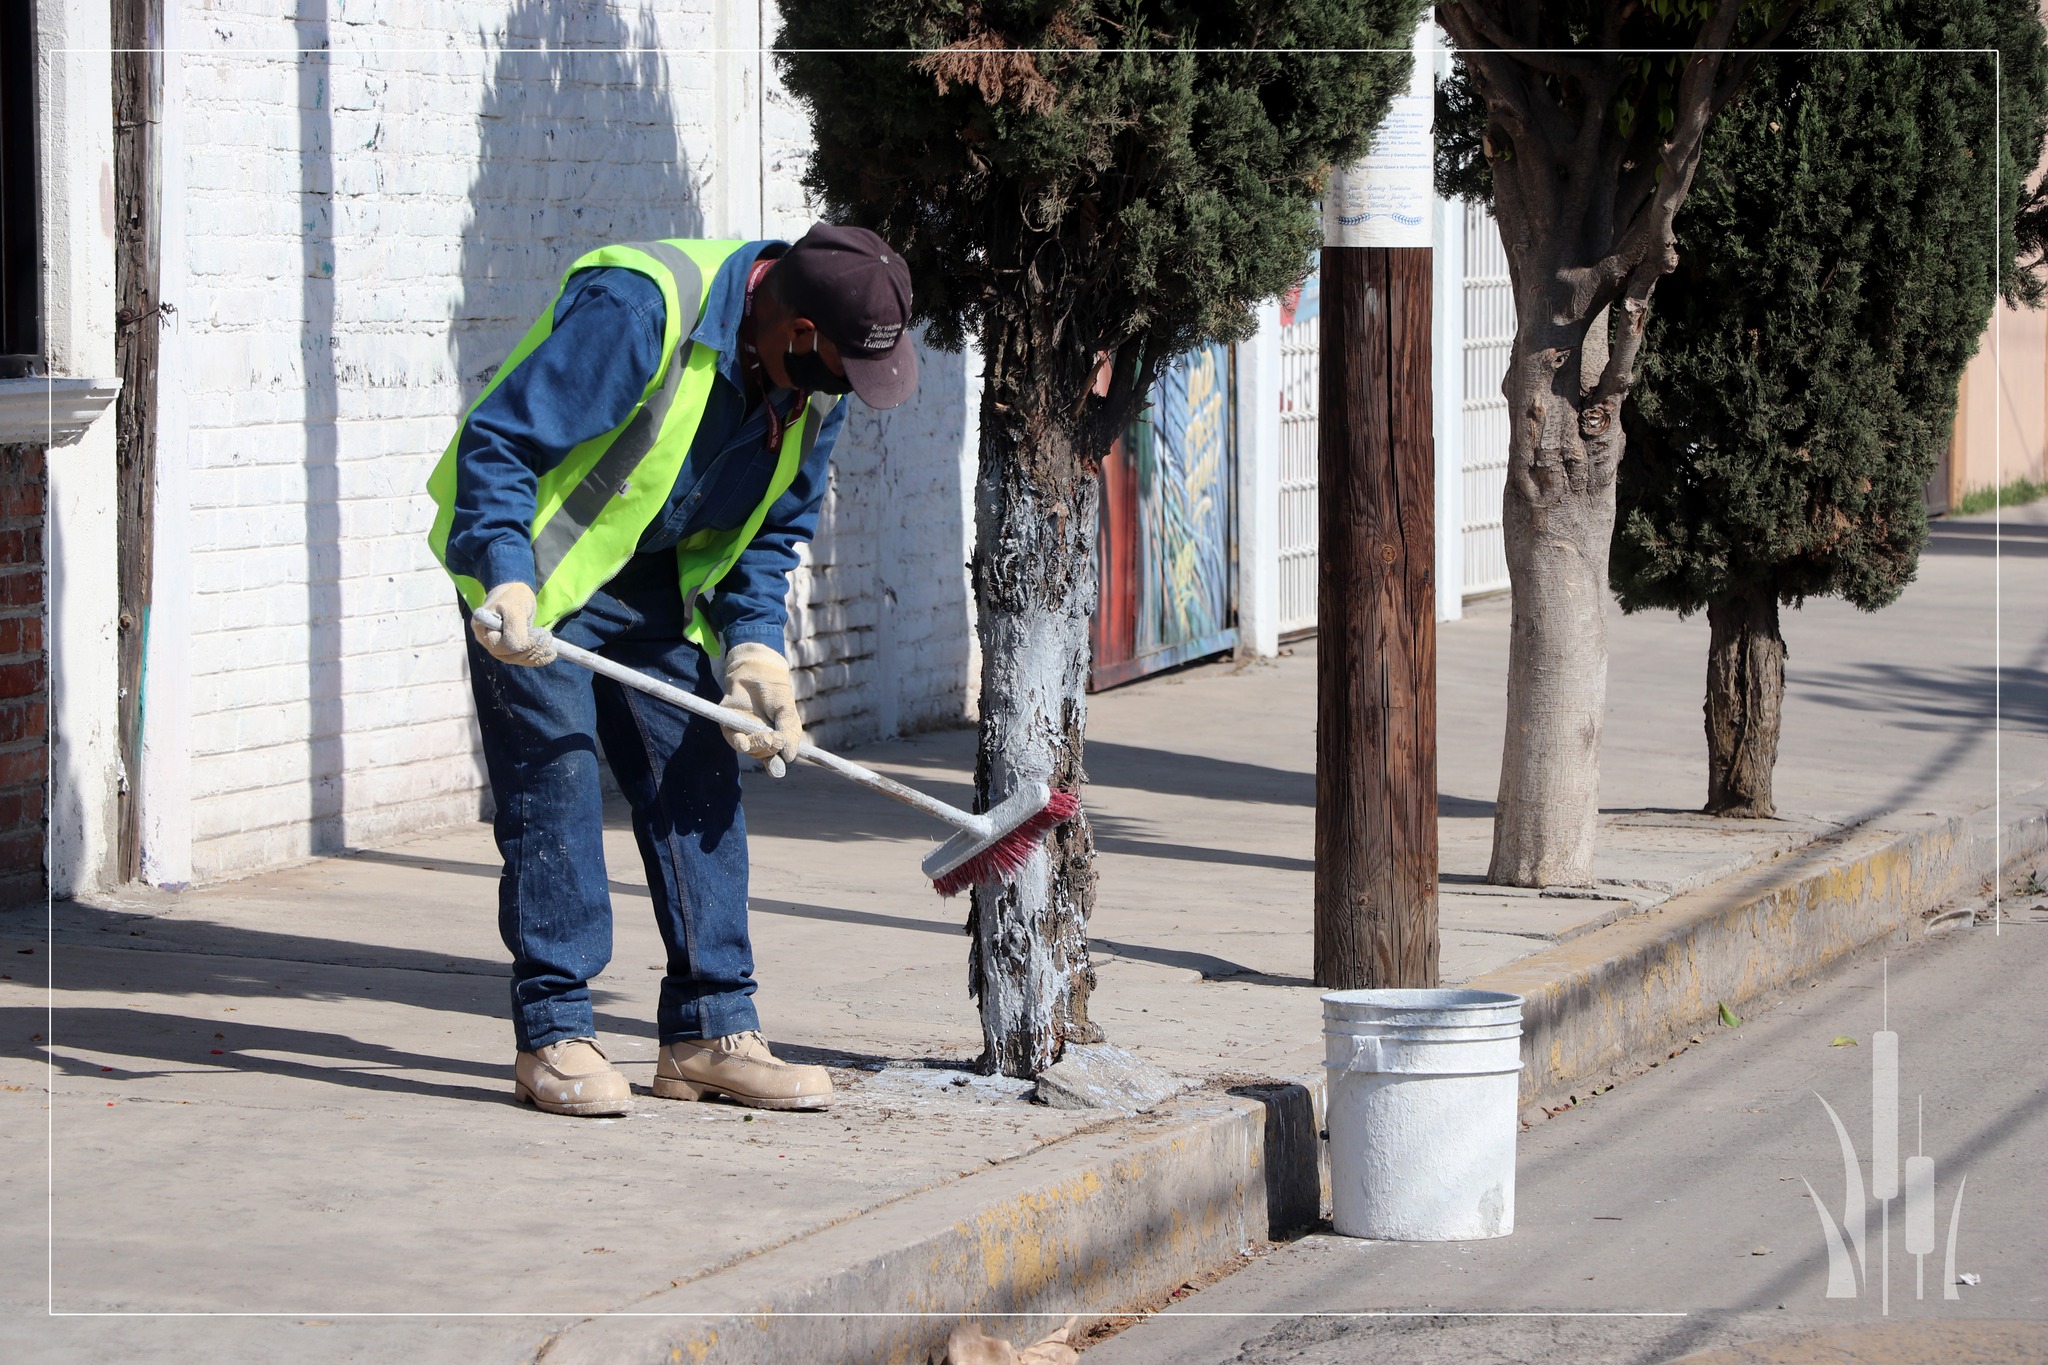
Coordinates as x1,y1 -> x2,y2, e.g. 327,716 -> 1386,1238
785,338 -> 854,396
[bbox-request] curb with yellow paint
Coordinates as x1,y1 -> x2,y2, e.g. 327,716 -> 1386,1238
538,1081 -> 1321,1364
537,786 -> 2046,1364
1474,783 -> 2048,1114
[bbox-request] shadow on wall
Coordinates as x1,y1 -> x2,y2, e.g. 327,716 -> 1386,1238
453,1 -> 704,404
299,0 -> 342,854
45,485 -> 85,896
444,2 -> 703,806
803,335 -> 975,745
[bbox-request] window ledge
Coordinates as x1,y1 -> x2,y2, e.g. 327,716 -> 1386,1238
0,377 -> 123,448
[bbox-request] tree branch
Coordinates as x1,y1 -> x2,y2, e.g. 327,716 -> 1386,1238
1588,255 -> 1665,406
1569,0 -> 1756,329
1667,0 -> 1752,153
1568,61 -> 1628,249
1090,339 -> 1150,458
1440,1 -> 1604,83
1513,0 -> 1541,46
1710,3 -> 1801,113
1600,0 -> 1640,51
1436,9 -> 1558,139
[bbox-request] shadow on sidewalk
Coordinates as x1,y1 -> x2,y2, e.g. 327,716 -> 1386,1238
9,1004 -> 511,1105
21,898 -> 514,984
1092,937 -> 1314,988
1796,661 -> 2048,733
339,851 -> 972,942
1782,595 -> 2048,825
8,903 -> 657,1098
729,742 -> 1495,872
1090,811 -> 1314,874
1923,518 -> 2048,557
1083,740 -> 1314,805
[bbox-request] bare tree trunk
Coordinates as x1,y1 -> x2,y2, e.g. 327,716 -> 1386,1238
1486,306 -> 1624,888
1703,591 -> 1783,818
967,328 -> 1100,1078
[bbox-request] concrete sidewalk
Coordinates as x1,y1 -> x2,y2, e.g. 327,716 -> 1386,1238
4,505 -> 2043,1363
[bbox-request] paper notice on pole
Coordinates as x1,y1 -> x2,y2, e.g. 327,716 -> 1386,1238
1323,32 -> 1434,249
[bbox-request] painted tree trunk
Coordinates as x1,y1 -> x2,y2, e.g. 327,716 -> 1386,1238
1703,592 -> 1784,818
967,341 -> 1101,1078
1487,311 -> 1625,889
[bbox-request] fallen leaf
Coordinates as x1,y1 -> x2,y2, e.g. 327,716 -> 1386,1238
1719,1003 -> 1742,1028
943,1316 -> 1081,1365
1752,1246 -> 1771,1256
1831,1036 -> 1857,1047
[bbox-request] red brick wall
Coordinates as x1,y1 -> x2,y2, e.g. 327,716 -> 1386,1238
0,444 -> 44,903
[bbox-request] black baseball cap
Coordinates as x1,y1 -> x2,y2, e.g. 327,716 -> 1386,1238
773,224 -> 919,409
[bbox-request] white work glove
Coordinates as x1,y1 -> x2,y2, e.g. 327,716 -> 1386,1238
719,642 -> 804,765
471,582 -> 557,667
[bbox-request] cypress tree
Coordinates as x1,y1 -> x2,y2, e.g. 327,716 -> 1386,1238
775,2 -> 1423,1075
1610,0 -> 2048,817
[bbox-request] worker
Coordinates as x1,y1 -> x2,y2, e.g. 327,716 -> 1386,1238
426,225 -> 918,1117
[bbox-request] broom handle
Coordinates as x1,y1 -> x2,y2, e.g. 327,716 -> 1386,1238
472,609 -> 988,836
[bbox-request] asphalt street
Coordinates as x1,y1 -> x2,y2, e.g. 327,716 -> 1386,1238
1084,908 -> 2048,1364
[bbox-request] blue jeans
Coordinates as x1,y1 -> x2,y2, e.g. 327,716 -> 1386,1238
463,554 -> 759,1052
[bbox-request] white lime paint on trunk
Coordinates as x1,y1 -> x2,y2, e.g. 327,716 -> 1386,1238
967,408 -> 1099,1078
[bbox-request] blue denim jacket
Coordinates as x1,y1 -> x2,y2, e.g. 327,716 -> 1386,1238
444,241 -> 843,654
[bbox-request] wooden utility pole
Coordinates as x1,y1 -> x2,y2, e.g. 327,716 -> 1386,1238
1313,244 -> 1439,989
112,0 -> 163,881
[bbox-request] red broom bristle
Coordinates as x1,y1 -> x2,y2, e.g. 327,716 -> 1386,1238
930,789 -> 1082,898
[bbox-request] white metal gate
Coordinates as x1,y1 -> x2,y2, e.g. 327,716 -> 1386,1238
1277,282 -> 1321,635
1266,217 -> 1514,634
1460,204 -> 1514,597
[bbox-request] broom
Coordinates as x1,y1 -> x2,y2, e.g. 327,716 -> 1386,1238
472,609 -> 1079,897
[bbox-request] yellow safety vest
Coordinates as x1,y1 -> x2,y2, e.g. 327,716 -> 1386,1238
426,238 -> 838,654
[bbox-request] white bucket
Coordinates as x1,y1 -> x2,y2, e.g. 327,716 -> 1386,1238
1322,987 -> 1525,1241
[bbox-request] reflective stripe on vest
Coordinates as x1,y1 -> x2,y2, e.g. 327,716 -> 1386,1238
529,240 -> 706,586
425,239 -> 840,653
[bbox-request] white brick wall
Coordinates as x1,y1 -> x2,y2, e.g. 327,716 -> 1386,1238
787,333 -> 981,747
154,2 -> 977,884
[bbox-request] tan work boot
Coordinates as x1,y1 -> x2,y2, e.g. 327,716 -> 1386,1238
654,1031 -> 834,1111
514,1038 -> 632,1116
